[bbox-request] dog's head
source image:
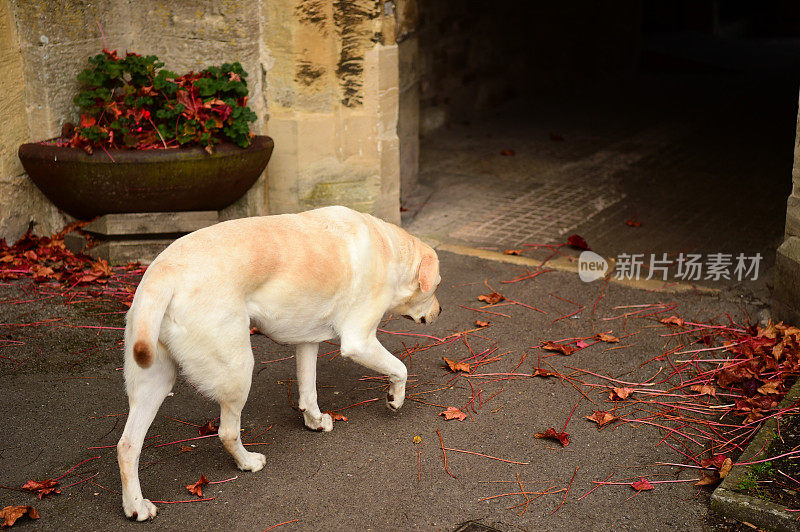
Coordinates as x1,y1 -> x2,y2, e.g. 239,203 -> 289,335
392,240 -> 442,325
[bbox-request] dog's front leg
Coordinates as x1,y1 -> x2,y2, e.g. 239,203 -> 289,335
295,343 -> 333,432
340,335 -> 407,411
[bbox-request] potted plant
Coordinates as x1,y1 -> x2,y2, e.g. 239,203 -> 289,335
17,48 -> 273,220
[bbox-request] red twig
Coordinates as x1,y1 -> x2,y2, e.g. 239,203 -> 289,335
263,519 -> 300,531
550,466 -> 578,515
437,430 -> 456,478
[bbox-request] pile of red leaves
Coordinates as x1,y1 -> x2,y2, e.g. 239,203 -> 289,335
706,320 -> 800,423
0,229 -> 109,285
0,227 -> 143,308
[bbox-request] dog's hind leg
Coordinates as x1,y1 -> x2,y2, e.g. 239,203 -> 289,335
118,347 -> 176,521
295,343 -> 333,432
340,334 -> 408,411
216,344 -> 267,472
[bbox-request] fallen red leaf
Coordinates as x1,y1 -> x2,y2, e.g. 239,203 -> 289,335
719,457 -> 733,478
478,292 -> 505,305
700,455 -> 729,470
186,474 -> 209,497
198,420 -> 218,436
585,410 -> 619,427
609,387 -> 634,401
690,384 -> 717,397
660,316 -> 685,326
625,219 -> 642,227
475,320 -> 490,327
541,341 -> 577,356
532,367 -> 556,378
566,234 -> 590,250
757,381 -> 781,395
439,407 -> 467,421
503,249 -> 522,256
534,427 -> 569,447
631,477 -> 653,491
323,411 -> 348,422
500,149 -> 515,156
443,357 -> 471,373
695,472 -> 720,486
0,506 -> 39,528
594,333 -> 619,343
19,479 -> 60,499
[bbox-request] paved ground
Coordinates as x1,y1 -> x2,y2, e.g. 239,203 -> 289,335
404,58 -> 798,296
0,249 -> 765,531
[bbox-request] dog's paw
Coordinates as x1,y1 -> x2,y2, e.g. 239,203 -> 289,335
237,451 -> 267,472
304,412 -> 333,432
386,385 -> 405,411
123,497 -> 158,521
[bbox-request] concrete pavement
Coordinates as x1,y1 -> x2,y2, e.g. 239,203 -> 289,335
0,248 -> 763,531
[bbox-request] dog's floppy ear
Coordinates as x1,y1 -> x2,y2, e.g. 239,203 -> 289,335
418,254 -> 439,293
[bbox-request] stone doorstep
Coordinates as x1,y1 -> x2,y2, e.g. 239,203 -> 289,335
710,380 -> 800,531
83,211 -> 219,236
63,211 -> 220,265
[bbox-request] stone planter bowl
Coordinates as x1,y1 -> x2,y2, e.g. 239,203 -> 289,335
18,135 -> 274,220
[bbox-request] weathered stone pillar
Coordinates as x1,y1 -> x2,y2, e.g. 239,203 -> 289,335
262,0 -> 401,223
396,0 -> 419,198
774,94 -> 800,323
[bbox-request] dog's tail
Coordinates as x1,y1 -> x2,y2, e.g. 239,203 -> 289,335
126,265 -> 174,369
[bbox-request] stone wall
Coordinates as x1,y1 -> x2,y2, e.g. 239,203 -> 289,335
396,0 -> 419,197
773,93 -> 800,322
0,0 -> 405,242
263,0 -> 401,223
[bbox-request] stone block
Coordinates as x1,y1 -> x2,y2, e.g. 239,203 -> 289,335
0,173 -> 67,243
130,0 -> 258,46
773,236 -> 800,323
296,114 -> 336,165
9,0 -> 130,47
83,211 -> 219,236
78,236 -> 176,265
0,1 -> 19,51
785,195 -> 800,237
399,80 -> 419,197
19,39 -> 108,140
0,47 -> 27,177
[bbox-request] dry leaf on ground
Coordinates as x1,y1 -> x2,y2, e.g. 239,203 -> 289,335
439,407 -> 468,421
609,387 -> 634,401
585,410 -> 619,428
19,479 -> 60,499
478,292 -> 505,305
541,341 -> 577,356
0,506 -> 39,528
594,333 -> 620,343
534,428 -> 569,447
443,357 -> 471,373
186,475 -> 210,497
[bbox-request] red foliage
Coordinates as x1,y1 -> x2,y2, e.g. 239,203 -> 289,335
19,479 -> 60,499
185,474 -> 209,497
566,234 -> 590,250
534,427 -> 570,447
0,506 -> 39,528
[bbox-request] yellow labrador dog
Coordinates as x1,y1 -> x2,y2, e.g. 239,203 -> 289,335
117,206 -> 441,520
